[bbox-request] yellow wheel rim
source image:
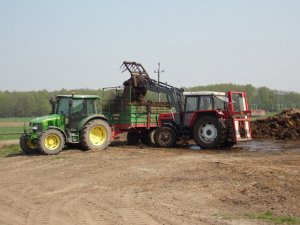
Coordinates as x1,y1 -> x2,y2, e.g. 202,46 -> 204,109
90,126 -> 107,146
44,134 -> 61,150
27,139 -> 37,149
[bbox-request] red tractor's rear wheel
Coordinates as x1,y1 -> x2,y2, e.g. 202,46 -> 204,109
193,116 -> 226,149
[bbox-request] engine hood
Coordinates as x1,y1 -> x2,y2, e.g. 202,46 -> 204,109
30,114 -> 62,124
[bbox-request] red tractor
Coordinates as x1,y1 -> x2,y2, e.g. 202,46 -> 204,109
154,91 -> 252,148
103,61 -> 252,149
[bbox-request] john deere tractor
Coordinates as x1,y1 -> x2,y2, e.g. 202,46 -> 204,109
20,94 -> 111,155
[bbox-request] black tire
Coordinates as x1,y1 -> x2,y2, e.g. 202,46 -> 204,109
127,131 -> 140,145
140,130 -> 155,146
20,134 -> 38,154
154,126 -> 177,147
80,119 -> 111,151
193,116 -> 226,149
38,129 -> 65,155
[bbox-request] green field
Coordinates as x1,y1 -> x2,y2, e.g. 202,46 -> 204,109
0,117 -> 33,122
0,127 -> 23,141
0,117 -> 32,141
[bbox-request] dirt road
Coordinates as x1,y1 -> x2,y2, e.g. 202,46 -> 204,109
0,141 -> 299,225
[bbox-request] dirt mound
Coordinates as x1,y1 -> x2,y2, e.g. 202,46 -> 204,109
252,109 -> 300,140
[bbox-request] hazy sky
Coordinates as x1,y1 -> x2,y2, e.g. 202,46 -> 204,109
0,0 -> 299,92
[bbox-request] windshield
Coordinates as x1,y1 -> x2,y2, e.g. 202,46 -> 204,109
232,93 -> 246,112
57,98 -> 69,115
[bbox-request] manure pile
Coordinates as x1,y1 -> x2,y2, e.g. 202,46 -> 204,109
252,109 -> 300,140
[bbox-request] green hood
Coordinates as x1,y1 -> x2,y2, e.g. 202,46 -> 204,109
30,114 -> 62,124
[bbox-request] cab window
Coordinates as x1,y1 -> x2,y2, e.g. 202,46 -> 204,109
199,97 -> 212,110
57,98 -> 69,115
70,99 -> 84,114
87,99 -> 97,115
185,96 -> 198,111
214,96 -> 226,110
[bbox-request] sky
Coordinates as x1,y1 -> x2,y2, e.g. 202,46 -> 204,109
0,0 -> 299,92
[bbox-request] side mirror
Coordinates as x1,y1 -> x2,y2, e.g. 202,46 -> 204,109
69,98 -> 73,107
50,96 -> 55,104
50,96 -> 56,114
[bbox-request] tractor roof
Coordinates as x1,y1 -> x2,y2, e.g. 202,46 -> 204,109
57,95 -> 100,99
184,91 -> 226,96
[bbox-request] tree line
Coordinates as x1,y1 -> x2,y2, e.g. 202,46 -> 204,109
0,84 -> 299,118
186,84 -> 300,111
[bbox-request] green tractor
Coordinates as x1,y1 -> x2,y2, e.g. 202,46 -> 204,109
20,94 -> 111,155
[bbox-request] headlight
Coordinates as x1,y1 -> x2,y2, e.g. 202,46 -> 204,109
32,126 -> 38,131
32,123 -> 43,132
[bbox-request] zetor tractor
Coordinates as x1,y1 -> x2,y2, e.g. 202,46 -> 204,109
154,91 -> 252,149
20,94 -> 111,155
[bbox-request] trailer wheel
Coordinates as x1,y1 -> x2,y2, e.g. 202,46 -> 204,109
80,119 -> 111,151
193,116 -> 226,149
20,134 -> 38,154
38,129 -> 65,155
127,131 -> 140,145
154,126 -> 177,147
140,130 -> 155,146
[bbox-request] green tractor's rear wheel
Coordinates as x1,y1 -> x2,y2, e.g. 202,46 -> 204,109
20,134 -> 38,154
80,119 -> 111,151
38,129 -> 65,155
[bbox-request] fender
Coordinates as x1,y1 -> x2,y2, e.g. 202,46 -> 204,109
190,110 -> 224,128
48,126 -> 68,141
77,114 -> 109,132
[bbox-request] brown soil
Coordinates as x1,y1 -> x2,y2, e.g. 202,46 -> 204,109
0,121 -> 24,127
252,109 -> 300,140
0,141 -> 299,225
0,140 -> 18,148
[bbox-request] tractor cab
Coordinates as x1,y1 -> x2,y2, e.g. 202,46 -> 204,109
51,95 -> 99,130
183,91 -> 228,112
183,91 -> 228,127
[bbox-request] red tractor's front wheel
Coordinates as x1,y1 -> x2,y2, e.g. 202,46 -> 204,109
154,126 -> 177,147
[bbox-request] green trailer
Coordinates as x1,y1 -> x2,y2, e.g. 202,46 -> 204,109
101,87 -> 175,145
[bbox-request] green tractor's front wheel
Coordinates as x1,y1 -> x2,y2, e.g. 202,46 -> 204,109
80,119 -> 111,151
20,134 -> 38,154
38,129 -> 65,155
